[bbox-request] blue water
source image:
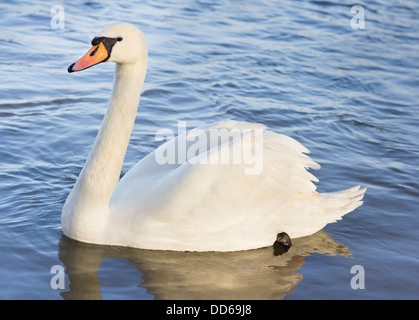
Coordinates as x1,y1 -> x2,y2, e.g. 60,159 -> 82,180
0,0 -> 418,299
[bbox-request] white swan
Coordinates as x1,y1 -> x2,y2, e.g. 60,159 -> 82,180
62,23 -> 366,252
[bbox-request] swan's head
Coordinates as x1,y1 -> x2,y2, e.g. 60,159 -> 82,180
68,23 -> 147,73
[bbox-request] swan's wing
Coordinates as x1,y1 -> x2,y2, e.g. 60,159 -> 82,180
108,119 -> 326,250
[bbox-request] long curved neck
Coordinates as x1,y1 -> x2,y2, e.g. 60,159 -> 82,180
70,61 -> 146,210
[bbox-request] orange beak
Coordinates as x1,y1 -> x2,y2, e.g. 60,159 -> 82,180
68,42 -> 109,73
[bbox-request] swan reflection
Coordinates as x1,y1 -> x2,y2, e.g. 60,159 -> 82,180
57,230 -> 350,300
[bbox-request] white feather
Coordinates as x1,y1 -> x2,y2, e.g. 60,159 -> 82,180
62,24 -> 366,252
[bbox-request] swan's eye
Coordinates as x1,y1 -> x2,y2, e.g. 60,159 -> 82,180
117,37 -> 123,42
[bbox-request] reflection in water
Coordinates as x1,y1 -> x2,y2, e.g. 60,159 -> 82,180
58,230 -> 350,300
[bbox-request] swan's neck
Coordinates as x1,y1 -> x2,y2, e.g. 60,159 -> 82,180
82,63 -> 145,201
63,61 -> 146,237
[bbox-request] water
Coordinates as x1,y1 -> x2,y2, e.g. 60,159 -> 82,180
0,0 -> 418,300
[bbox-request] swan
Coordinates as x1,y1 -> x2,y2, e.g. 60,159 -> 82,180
62,23 -> 366,252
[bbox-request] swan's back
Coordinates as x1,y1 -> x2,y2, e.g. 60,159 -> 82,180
106,120 -> 365,251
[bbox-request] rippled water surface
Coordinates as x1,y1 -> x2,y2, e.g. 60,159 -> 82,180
1,0 -> 418,299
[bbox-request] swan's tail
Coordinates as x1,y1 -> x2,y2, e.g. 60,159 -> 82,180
278,185 -> 366,239
322,185 -> 367,222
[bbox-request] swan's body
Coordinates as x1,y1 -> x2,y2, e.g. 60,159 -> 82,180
62,23 -> 366,251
